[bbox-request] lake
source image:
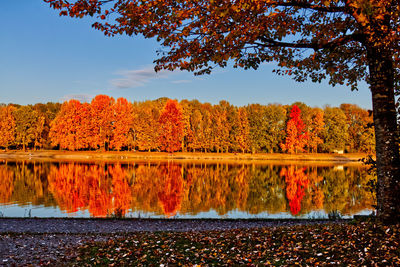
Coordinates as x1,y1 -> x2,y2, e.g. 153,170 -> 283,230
0,160 -> 375,219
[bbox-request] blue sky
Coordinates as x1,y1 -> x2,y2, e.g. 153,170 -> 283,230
0,0 -> 372,109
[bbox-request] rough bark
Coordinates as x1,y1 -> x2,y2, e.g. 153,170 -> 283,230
367,46 -> 400,223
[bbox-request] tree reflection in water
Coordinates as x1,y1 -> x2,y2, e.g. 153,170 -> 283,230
157,163 -> 183,217
0,161 -> 375,218
109,164 -> 133,217
280,166 -> 309,215
48,164 -> 111,216
0,162 -> 13,203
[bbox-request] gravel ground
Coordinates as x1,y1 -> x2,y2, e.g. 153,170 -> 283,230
0,218 -> 339,266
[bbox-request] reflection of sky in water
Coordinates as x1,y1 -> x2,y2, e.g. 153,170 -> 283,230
0,204 -> 91,218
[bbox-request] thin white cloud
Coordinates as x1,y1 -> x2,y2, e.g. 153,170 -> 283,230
60,94 -> 93,103
111,66 -> 171,88
171,79 -> 192,84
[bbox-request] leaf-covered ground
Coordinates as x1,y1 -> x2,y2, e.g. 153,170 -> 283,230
69,222 -> 399,266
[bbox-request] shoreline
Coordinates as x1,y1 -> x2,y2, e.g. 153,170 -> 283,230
0,218 -> 345,234
0,150 -> 373,164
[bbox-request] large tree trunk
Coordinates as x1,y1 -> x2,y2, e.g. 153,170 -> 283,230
367,46 -> 400,223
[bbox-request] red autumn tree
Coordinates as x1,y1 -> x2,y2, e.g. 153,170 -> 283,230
280,105 -> 308,154
158,99 -> 184,153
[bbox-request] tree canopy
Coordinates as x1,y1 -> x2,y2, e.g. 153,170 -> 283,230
44,0 -> 400,222
45,0 -> 399,88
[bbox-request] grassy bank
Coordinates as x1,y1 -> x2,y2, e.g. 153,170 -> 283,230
0,150 -> 373,164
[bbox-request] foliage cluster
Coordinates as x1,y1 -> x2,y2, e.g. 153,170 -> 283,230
0,97 -> 375,154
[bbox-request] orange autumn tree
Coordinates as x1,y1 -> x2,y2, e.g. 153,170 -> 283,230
49,100 -> 90,150
280,105 -> 308,154
110,97 -> 133,151
89,95 -> 115,150
0,105 -> 16,150
158,99 -> 184,153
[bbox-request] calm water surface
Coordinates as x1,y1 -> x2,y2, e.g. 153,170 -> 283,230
0,160 -> 375,218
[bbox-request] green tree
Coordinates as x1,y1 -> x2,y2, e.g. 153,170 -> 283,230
307,108 -> 325,153
179,99 -> 193,152
322,107 -> 349,153
340,103 -> 375,153
264,104 -> 287,153
184,100 -> 213,153
198,102 -> 214,152
246,104 -> 269,153
132,100 -> 161,152
33,102 -> 62,149
43,0 -> 400,222
13,106 -> 40,151
246,104 -> 286,153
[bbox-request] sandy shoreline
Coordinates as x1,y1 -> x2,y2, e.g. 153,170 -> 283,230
0,151 -> 373,164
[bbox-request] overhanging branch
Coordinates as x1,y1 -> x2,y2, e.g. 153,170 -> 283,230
256,33 -> 365,51
266,0 -> 347,13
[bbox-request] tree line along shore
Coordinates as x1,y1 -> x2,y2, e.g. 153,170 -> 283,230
0,95 -> 375,154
